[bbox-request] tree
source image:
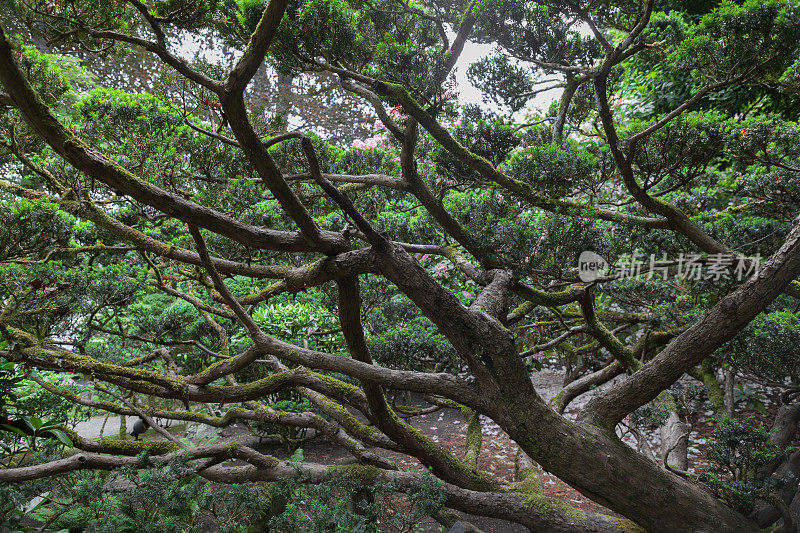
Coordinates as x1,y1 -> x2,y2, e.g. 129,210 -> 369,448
0,0 -> 799,531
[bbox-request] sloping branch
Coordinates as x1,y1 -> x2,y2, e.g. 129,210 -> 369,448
581,217 -> 800,427
0,30 -> 346,254
0,449 -> 640,533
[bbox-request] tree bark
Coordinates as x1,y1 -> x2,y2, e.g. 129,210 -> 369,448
661,411 -> 690,471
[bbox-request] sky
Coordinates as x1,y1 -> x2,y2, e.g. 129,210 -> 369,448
451,40 -> 564,115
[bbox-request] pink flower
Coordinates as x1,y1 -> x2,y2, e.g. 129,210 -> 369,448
421,254 -> 430,262
352,132 -> 389,150
441,88 -> 456,100
461,290 -> 470,297
374,119 -> 387,131
532,351 -> 545,361
434,262 -> 447,274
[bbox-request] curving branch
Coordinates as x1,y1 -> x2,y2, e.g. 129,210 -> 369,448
0,178 -> 292,278
0,31 -> 346,254
223,0 -> 290,95
581,217 -> 800,427
578,291 -> 640,372
370,81 -> 670,229
0,448 -> 637,533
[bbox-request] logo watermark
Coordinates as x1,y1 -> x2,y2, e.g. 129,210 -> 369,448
578,251 -> 761,283
578,251 -> 609,282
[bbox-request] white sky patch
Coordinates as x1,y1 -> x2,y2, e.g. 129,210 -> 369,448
451,40 -> 563,115
449,21 -> 595,118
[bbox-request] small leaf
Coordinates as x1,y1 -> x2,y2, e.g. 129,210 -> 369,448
49,429 -> 74,447
1,424 -> 28,437
289,447 -> 304,465
29,417 -> 43,431
749,399 -> 767,415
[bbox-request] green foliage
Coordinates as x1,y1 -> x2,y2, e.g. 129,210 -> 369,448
725,310 -> 800,384
0,477 -> 52,530
0,256 -> 144,341
272,0 -> 374,73
269,458 -> 445,532
621,0 -> 800,120
9,40 -> 94,111
249,396 -> 316,451
445,189 -> 540,274
0,355 -> 21,416
0,356 -> 80,457
369,303 -> 458,372
39,453 -> 270,532
3,0 -> 800,527
467,55 -> 536,112
501,140 -> 596,198
125,293 -> 206,342
702,417 -> 794,513
472,0 -> 601,71
12,372 -> 83,425
0,198 -> 75,262
670,0 -> 800,82
433,105 -> 520,182
251,299 -> 342,353
76,88 -> 264,212
629,398 -> 671,429
625,111 -> 727,189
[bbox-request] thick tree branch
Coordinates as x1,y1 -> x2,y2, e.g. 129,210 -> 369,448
337,275 -> 494,489
0,31 -> 345,253
581,218 -> 800,427
224,0 -> 290,94
578,291 -> 640,372
0,450 -> 636,533
221,99 -> 327,245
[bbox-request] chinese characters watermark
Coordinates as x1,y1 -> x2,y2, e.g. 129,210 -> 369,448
578,251 -> 761,283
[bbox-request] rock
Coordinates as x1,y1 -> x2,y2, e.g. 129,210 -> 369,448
185,422 -> 224,442
447,521 -> 484,533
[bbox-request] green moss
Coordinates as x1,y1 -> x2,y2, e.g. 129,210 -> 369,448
239,280 -> 283,305
509,473 -> 585,522
23,341 -> 184,393
312,394 -> 380,441
550,389 -> 566,408
436,509 -> 461,528
204,369 -> 298,399
62,427 -> 81,446
389,409 -> 499,491
509,300 -> 536,319
315,373 -> 364,400
329,463 -> 381,483
698,359 -> 726,415
98,437 -> 179,455
463,408 -> 482,468
653,390 -> 677,413
609,517 -> 647,532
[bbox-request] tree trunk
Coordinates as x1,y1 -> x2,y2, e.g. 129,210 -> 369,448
660,411 -> 690,471
487,368 -> 758,532
724,369 -> 735,417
